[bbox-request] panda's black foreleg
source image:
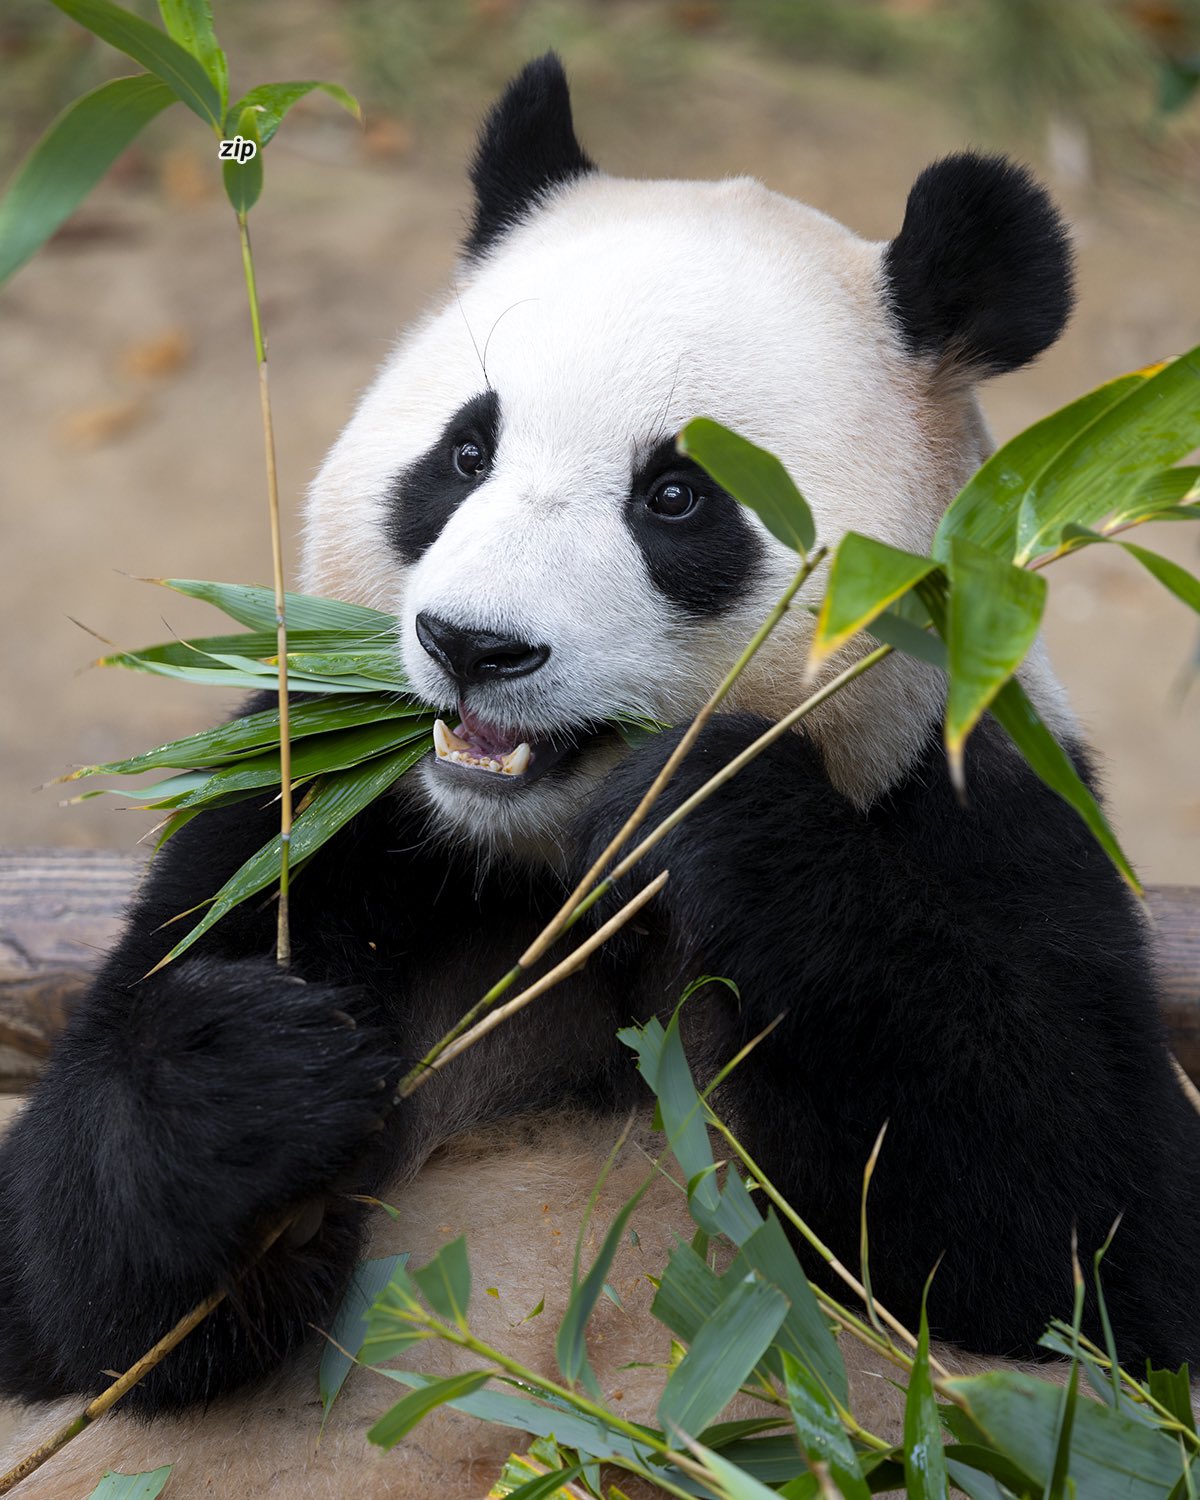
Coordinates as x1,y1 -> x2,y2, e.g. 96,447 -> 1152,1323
574,712 -> 1200,1367
0,796 -> 407,1414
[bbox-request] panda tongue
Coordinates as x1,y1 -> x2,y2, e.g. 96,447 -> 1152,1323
455,702 -> 526,758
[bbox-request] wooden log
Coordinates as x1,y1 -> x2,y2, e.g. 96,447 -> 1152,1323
0,849 -> 1197,1085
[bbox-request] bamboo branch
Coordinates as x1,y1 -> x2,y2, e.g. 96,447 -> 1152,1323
237,213 -> 293,969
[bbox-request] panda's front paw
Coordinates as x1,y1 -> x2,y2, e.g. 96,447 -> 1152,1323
127,955 -> 399,1254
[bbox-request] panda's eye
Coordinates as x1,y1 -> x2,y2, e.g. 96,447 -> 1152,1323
647,478 -> 700,520
453,439 -> 488,479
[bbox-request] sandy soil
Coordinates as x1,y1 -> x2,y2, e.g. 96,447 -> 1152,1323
0,46 -> 1197,882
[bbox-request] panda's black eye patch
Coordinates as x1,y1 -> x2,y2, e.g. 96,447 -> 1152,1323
627,437 -> 763,616
387,389 -> 500,564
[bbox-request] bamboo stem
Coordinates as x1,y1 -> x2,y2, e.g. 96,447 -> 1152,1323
237,213 -> 293,968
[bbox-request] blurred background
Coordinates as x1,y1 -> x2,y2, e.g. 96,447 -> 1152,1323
0,0 -> 1197,880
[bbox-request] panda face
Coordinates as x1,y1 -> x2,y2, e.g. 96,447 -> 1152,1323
302,58 -> 1074,857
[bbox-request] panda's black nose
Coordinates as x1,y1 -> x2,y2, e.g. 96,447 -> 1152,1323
415,612 -> 551,686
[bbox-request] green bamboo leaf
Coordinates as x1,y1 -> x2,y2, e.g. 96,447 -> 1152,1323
913,576 -> 1139,892
50,0 -> 221,125
60,694 -> 420,779
681,1438 -> 784,1500
0,75 -> 177,286
944,1446 -> 1039,1499
1015,349 -> 1200,562
360,1262 -> 431,1366
412,1236 -> 472,1330
98,654 -> 384,695
989,675 -> 1140,894
903,1291 -> 950,1500
556,1174 -> 654,1396
503,1463 -> 587,1500
161,720 -> 431,811
318,1253 -> 408,1421
810,532 -> 938,669
96,629 -> 394,672
934,371 -> 1148,563
651,1237 -> 725,1345
780,1349 -> 869,1500
1110,466 -> 1200,525
678,417 -> 816,555
375,1369 -> 657,1469
944,538 -> 1047,781
945,1370 -> 1185,1497
156,0 -> 226,111
731,1213 -> 847,1405
149,741 -> 426,969
657,1270 -> 788,1439
227,80 -> 361,145
367,1369 -> 494,1452
85,1471 -> 173,1500
222,104 -> 262,214
1145,1365 -> 1196,1437
158,578 -> 394,633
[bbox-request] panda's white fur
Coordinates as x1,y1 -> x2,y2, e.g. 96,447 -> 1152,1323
3,52 -> 1197,1500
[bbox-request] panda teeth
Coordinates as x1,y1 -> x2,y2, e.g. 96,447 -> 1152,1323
433,719 -> 532,777
433,719 -> 470,757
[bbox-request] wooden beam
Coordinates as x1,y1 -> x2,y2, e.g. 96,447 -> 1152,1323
1,849 -> 1197,1086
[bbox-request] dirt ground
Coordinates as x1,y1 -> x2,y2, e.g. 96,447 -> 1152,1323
0,42 -> 1197,883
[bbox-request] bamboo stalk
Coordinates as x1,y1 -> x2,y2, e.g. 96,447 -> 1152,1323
237,213 -> 293,969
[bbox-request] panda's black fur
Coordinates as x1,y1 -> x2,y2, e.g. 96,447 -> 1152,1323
2,55 -> 1198,1417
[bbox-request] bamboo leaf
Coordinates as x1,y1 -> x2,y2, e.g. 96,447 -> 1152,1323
903,1292 -> 949,1500
810,533 -> 938,668
1110,466 -> 1200,525
651,1237 -> 725,1345
85,1471 -> 173,1500
944,539 -> 1047,780
60,694 -> 421,779
149,741 -> 426,969
915,576 -> 1139,893
556,1174 -> 653,1396
227,80 -> 361,144
156,0 -> 226,111
0,75 -> 177,286
678,417 -> 816,555
678,1438 -> 784,1500
934,371 -> 1148,563
780,1349 -> 869,1500
157,578 -> 394,634
731,1213 -> 847,1405
375,1369 -> 658,1469
360,1262 -> 431,1366
989,676 -> 1140,894
1015,349 -> 1200,563
1145,1365 -> 1196,1437
412,1236 -> 472,1330
222,103 -> 262,214
319,1253 -> 408,1421
657,1270 -> 788,1439
367,1369 -> 494,1451
501,1462 -> 587,1500
49,0 -> 221,125
945,1370 -> 1186,1497
1058,529 -> 1200,615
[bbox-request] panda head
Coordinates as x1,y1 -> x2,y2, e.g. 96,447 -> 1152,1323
303,54 -> 1074,858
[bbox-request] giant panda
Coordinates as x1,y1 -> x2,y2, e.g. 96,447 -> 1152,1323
2,52 -> 1198,1499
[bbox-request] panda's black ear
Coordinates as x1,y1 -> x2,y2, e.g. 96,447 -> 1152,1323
883,152 -> 1074,377
465,53 -> 596,258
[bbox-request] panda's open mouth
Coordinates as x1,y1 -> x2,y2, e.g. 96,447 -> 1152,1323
431,703 -> 588,789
